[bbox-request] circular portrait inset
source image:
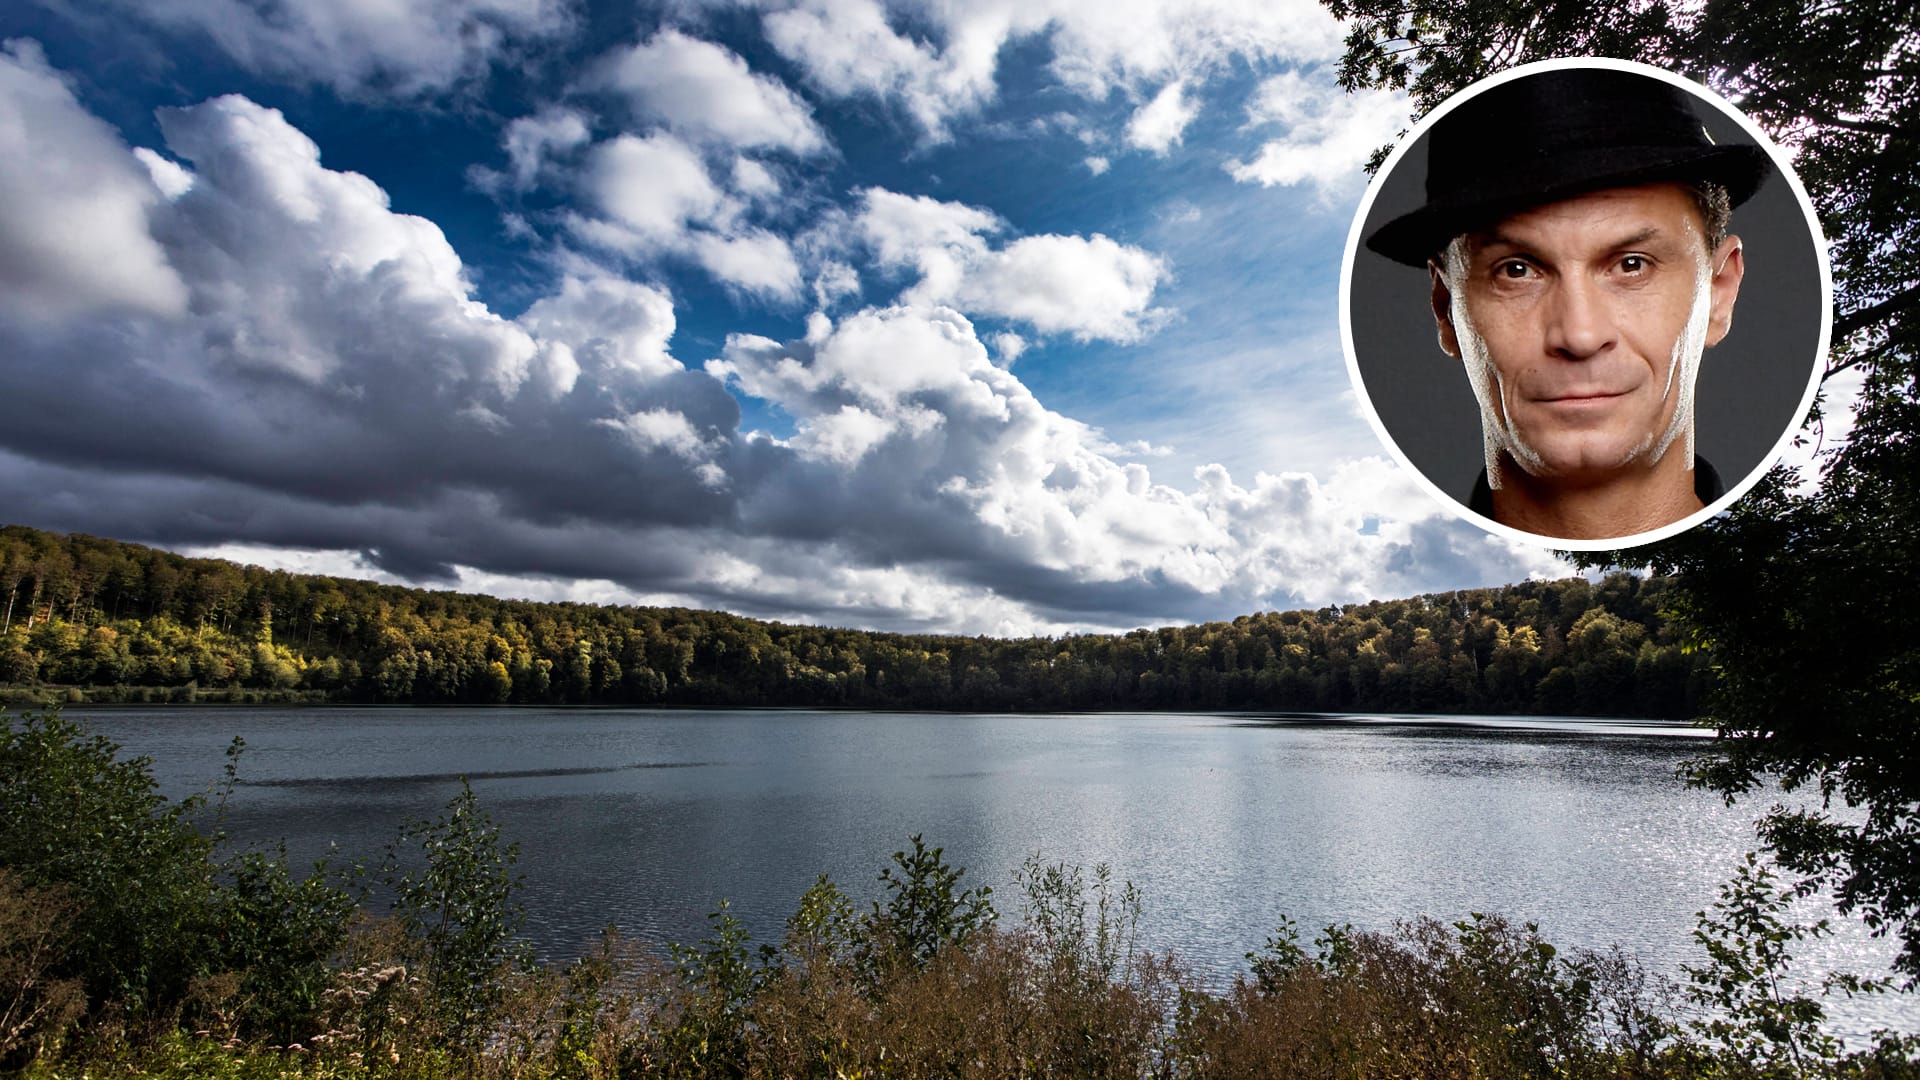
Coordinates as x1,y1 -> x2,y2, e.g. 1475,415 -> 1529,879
1341,58 -> 1829,549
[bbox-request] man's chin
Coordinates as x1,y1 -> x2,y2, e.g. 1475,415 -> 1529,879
1501,443 -> 1666,488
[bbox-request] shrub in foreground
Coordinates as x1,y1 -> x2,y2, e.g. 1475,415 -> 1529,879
0,869 -> 85,1065
0,710 -> 357,1047
1172,915 -> 1671,1079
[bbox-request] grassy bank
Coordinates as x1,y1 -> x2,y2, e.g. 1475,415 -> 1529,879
3,708 -> 1916,1079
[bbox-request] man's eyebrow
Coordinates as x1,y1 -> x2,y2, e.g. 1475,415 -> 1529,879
1604,226 -> 1664,250
1471,224 -> 1670,258
1473,228 -> 1528,253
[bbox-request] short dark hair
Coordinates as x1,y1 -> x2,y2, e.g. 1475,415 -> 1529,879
1690,181 -> 1732,250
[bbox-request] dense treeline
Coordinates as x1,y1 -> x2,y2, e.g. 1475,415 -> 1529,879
0,524 -> 1708,716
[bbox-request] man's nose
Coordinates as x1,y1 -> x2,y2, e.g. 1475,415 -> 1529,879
1543,277 -> 1614,360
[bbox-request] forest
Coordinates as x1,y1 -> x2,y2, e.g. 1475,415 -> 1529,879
0,523 -> 1706,717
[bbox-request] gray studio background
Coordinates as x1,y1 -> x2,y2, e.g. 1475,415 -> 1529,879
1348,78 -> 1825,508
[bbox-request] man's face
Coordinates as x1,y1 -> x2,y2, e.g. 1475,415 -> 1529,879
1430,182 -> 1745,488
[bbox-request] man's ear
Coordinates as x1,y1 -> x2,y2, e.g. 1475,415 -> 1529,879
1704,235 -> 1745,348
1429,263 -> 1461,358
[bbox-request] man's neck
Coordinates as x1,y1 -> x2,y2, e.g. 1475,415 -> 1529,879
1489,449 -> 1704,539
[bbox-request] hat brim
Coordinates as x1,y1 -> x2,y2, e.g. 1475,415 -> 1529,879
1365,143 -> 1771,267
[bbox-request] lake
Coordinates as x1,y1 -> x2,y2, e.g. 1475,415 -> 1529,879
60,705 -> 1917,1038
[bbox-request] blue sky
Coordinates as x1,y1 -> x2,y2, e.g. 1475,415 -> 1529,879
0,0 -> 1571,634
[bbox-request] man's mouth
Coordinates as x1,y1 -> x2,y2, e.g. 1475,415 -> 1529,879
1535,388 -> 1633,405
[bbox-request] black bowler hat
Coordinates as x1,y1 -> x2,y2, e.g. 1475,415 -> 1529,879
1365,66 -> 1771,267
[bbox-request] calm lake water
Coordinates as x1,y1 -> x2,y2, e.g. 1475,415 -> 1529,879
62,706 -> 1917,1038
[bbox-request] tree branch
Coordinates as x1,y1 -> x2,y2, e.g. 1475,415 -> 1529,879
1834,282 -> 1920,339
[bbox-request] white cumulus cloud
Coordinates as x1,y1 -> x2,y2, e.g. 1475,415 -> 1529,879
568,132 -> 803,300
1041,0 -> 1343,98
849,189 -> 1168,342
1126,78 -> 1198,154
855,187 -> 1001,270
691,229 -> 806,299
1227,71 -> 1407,195
594,29 -> 829,155
939,233 -> 1170,343
517,274 -> 679,381
134,147 -> 196,199
0,85 -> 753,569
580,133 -> 727,248
761,0 -> 1343,140
0,40 -> 188,321
707,303 -> 1561,622
762,0 -> 1002,140
497,107 -> 593,191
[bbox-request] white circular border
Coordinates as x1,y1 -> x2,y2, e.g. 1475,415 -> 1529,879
1338,56 -> 1834,551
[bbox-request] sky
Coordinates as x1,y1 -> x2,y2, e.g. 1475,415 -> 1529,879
0,0 -> 1579,636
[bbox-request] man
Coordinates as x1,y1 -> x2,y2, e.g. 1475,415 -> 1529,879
1365,66 -> 1770,540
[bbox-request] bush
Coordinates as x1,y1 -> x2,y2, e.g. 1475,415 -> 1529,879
0,709 -> 356,1052
1682,853 -> 1902,1077
378,779 -> 532,1051
0,868 -> 85,1065
1174,914 -> 1675,1079
0,708 -> 220,1020
655,902 -> 772,1077
861,834 -> 994,973
214,847 -> 360,1044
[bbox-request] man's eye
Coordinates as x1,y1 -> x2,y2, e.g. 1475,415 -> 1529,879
1496,260 -> 1533,279
1619,254 -> 1650,273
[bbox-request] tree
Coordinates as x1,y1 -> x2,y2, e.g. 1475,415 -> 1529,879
380,780 -> 530,1048
865,834 -> 995,971
0,710 -> 356,1042
1680,853 -> 1896,1073
1321,0 -> 1920,974
0,709 -> 219,1015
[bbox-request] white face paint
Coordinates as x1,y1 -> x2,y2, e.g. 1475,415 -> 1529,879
1442,238 -> 1532,488
1440,222 -> 1715,492
1652,259 -> 1714,468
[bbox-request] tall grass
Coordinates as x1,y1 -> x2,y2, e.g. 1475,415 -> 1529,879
19,858 -> 1920,1079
